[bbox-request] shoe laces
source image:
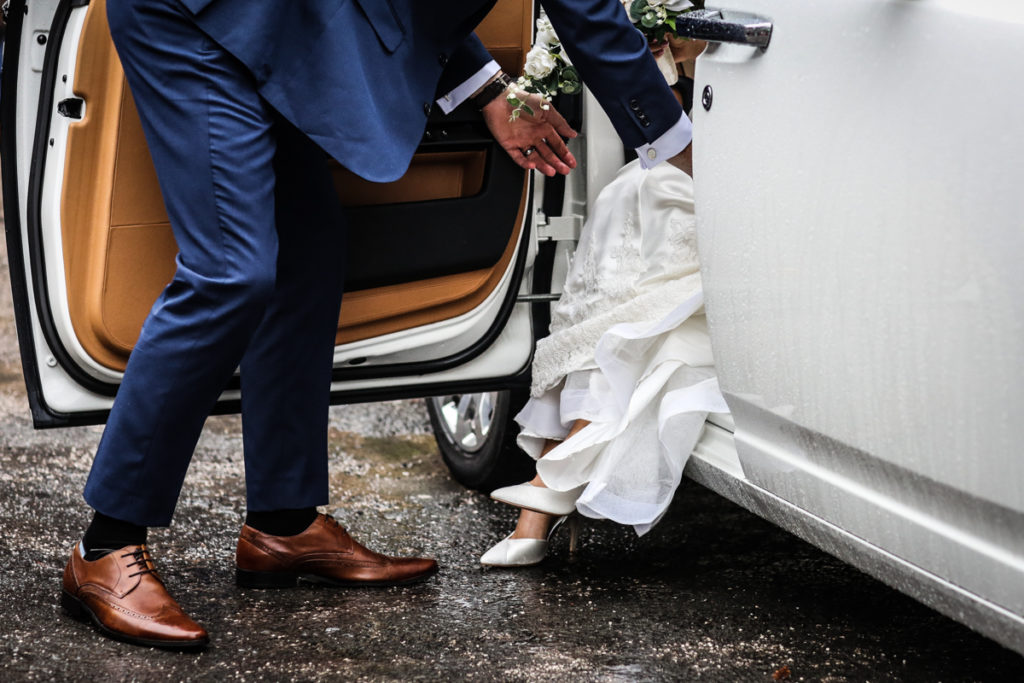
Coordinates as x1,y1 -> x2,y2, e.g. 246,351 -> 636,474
121,545 -> 158,579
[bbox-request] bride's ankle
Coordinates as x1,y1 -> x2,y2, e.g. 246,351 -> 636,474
510,509 -> 554,540
528,474 -> 547,488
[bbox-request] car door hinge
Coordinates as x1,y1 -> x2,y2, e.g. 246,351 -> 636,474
536,213 -> 584,242
57,97 -> 84,119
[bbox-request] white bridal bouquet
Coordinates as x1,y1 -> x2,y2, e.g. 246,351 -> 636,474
623,0 -> 699,84
621,0 -> 696,44
507,13 -> 581,120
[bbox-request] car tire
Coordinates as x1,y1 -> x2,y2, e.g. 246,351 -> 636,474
427,389 -> 536,493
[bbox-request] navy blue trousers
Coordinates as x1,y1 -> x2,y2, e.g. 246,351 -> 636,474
85,0 -> 347,526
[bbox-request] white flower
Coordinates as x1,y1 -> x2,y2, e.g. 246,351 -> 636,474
524,45 -> 556,79
535,14 -> 559,48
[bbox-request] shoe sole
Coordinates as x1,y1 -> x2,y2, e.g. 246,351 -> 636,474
60,591 -> 209,651
235,564 -> 439,589
480,560 -> 544,568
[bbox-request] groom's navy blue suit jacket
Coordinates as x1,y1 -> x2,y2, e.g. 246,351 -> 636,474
179,0 -> 684,181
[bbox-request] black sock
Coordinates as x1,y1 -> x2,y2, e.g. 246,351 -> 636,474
82,511 -> 148,561
245,508 -> 319,537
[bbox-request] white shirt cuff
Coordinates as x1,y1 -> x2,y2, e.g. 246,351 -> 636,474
635,112 -> 693,169
436,60 -> 501,114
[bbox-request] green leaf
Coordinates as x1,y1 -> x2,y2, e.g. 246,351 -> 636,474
629,0 -> 648,22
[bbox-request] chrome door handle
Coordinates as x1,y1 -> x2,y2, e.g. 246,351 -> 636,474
674,9 -> 773,49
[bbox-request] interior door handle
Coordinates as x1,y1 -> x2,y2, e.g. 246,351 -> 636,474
674,9 -> 773,49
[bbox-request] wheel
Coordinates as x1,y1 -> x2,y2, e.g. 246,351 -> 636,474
427,389 -> 536,493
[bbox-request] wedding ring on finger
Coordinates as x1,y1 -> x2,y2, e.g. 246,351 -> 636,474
523,147 -> 536,157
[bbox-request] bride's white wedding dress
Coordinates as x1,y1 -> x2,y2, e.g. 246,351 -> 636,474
514,158 -> 729,536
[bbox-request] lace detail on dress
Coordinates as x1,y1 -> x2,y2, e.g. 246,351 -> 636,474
668,215 -> 699,264
607,211 -> 645,301
551,173 -> 655,335
535,160 -> 701,393
554,241 -> 602,333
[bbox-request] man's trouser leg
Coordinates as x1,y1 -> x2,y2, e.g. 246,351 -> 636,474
239,119 -> 347,514
86,0 -> 341,525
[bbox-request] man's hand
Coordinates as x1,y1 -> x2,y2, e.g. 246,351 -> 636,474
481,93 -> 578,176
667,143 -> 693,178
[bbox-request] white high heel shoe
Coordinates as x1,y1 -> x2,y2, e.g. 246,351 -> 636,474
489,482 -> 586,516
479,515 -> 581,567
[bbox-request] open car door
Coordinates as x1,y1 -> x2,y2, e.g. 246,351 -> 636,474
3,0 -> 549,427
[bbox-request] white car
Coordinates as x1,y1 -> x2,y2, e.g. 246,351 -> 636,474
3,0 -> 1022,656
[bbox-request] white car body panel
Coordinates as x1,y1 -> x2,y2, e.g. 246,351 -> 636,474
689,0 -> 1024,652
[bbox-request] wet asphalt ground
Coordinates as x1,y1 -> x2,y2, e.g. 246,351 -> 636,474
2,224 -> 1024,681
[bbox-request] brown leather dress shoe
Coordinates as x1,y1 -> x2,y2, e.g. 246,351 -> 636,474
62,543 -> 209,649
236,514 -> 438,588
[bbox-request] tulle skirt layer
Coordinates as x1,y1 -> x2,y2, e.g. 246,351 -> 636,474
515,293 -> 727,535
